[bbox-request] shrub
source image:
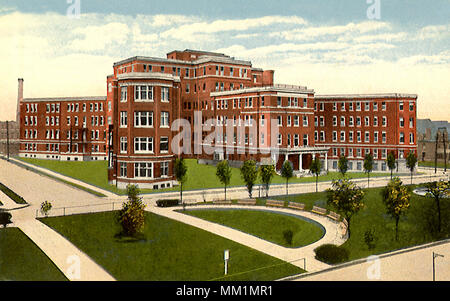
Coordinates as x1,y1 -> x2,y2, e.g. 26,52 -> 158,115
314,244 -> 349,264
156,199 -> 180,207
283,229 -> 294,246
117,184 -> 147,237
364,228 -> 377,250
0,210 -> 12,228
40,201 -> 52,217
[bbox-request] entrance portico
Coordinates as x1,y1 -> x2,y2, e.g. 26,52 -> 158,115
276,146 -> 329,173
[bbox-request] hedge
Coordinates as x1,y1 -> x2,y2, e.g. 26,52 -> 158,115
314,244 -> 349,264
156,199 -> 180,207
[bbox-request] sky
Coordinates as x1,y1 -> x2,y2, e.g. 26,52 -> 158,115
0,0 -> 449,121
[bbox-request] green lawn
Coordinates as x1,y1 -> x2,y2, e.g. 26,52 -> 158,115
181,209 -> 324,248
18,157 -> 394,196
419,161 -> 448,169
39,211 -> 304,281
270,184 -> 450,262
0,227 -> 67,281
0,182 -> 27,204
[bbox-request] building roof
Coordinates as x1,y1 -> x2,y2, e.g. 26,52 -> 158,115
315,93 -> 418,99
22,96 -> 106,103
113,54 -> 252,67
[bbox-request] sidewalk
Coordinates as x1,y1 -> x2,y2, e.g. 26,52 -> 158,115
14,218 -> 115,281
284,239 -> 450,281
147,204 -> 347,273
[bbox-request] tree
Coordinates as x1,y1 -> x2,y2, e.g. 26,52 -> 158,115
386,152 -> 396,180
260,164 -> 275,197
240,160 -> 258,198
174,158 -> 188,208
406,152 -> 418,185
381,177 -> 411,241
310,157 -> 322,192
280,160 -> 294,197
216,160 -> 232,201
338,155 -> 348,177
0,210 -> 12,228
425,180 -> 450,232
363,154 -> 374,188
117,184 -> 147,237
326,178 -> 365,238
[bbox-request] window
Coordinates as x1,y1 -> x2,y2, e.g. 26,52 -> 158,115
314,116 -> 318,127
277,134 -> 282,145
357,131 -> 361,142
356,102 -> 361,111
340,131 -> 345,142
277,97 -> 282,107
374,131 -> 379,143
356,117 -> 361,127
134,137 -> 153,153
409,102 -> 414,111
161,112 -> 169,127
120,163 -> 127,178
287,115 -> 292,127
349,131 -> 354,142
365,131 -> 370,143
161,87 -> 170,102
121,87 -> 127,102
382,102 -> 386,110
382,132 -> 387,143
399,102 -> 404,111
160,162 -> 169,177
373,116 -> 378,127
120,137 -> 127,153
409,117 -> 414,128
303,116 -> 308,127
320,116 -> 325,127
134,111 -> 153,127
120,112 -> 127,127
333,116 -> 337,126
365,116 -> 370,127
410,133 -> 415,144
365,102 -> 370,111
333,102 -> 337,111
320,131 -> 325,141
399,132 -> 405,144
294,116 -> 300,127
135,85 -> 153,101
303,98 -> 307,108
134,162 -> 153,178
349,116 -> 354,127
303,134 -> 308,146
349,102 -> 354,111
160,136 -> 169,153
332,131 -> 337,142
46,104 -> 50,113
340,116 -> 345,127
294,134 -> 299,147
277,116 -> 282,126
399,117 -> 404,127
341,102 -> 345,111
382,116 -> 387,127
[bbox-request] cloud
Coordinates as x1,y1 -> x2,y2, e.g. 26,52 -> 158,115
68,22 -> 130,51
415,24 -> 450,40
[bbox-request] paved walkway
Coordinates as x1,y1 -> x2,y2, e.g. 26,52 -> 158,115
283,239 -> 450,281
147,204 -> 347,272
14,218 -> 115,281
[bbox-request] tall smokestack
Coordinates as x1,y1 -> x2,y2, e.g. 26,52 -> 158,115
17,78 -> 24,123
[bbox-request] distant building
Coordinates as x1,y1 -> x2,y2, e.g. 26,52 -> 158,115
418,127 -> 449,163
0,120 -> 20,156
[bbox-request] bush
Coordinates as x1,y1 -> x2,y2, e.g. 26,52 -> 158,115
283,230 -> 294,246
156,199 -> 180,207
364,228 -> 377,250
0,210 -> 12,228
40,201 -> 52,217
314,244 -> 349,264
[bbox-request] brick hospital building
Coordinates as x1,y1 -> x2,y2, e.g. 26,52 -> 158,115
18,49 -> 418,189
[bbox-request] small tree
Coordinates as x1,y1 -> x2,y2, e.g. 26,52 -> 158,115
240,160 -> 258,198
363,154 -> 374,188
40,201 -> 52,217
425,180 -> 450,232
0,210 -> 12,228
326,178 -> 365,238
310,157 -> 322,193
117,184 -> 147,237
381,177 -> 411,241
174,158 -> 188,208
386,152 -> 396,180
216,160 -> 232,201
338,155 -> 348,177
260,164 -> 275,198
280,160 -> 294,197
406,152 -> 418,185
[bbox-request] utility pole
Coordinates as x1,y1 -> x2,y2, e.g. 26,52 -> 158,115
6,121 -> 10,160
435,131 -> 439,174
432,252 -> 444,281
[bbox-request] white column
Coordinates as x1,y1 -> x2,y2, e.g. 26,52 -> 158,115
299,154 -> 303,171
325,152 -> 328,171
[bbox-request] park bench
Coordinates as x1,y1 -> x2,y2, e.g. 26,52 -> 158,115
265,200 -> 285,208
237,198 -> 257,205
311,206 -> 327,215
213,199 -> 232,205
287,202 -> 305,210
327,211 -> 341,221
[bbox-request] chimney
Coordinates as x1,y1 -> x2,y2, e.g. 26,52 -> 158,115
425,128 -> 431,140
17,78 -> 24,123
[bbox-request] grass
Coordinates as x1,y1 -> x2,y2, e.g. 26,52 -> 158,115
0,227 -> 67,281
181,209 -> 324,248
0,182 -> 27,204
419,161 -> 448,169
269,183 -> 450,262
18,157 -> 394,196
39,211 -> 304,281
